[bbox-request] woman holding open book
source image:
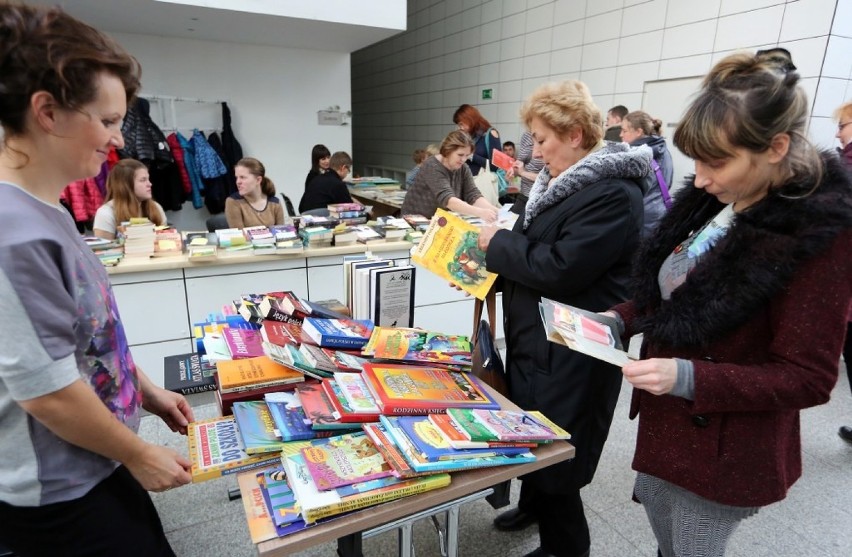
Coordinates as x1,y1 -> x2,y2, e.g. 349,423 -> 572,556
610,49 -> 851,556
0,5 -> 193,555
476,81 -> 649,557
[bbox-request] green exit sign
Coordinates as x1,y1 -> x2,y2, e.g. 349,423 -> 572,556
481,88 -> 493,100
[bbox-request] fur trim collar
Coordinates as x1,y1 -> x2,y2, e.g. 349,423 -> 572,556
632,151 -> 852,348
523,142 -> 651,229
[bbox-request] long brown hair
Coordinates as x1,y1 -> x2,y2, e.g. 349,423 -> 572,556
105,159 -> 164,226
236,157 -> 275,196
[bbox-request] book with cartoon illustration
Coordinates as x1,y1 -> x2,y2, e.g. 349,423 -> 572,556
362,327 -> 472,367
300,431 -> 393,490
410,208 -> 497,300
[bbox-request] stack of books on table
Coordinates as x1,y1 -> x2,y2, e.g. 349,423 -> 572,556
328,202 -> 368,225
83,236 -> 124,266
298,225 -> 334,248
184,231 -> 218,261
120,218 -> 156,258
216,228 -> 250,251
152,226 -> 183,257
244,226 -> 277,256
269,224 -> 303,254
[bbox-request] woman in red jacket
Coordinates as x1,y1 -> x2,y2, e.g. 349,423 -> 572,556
610,48 -> 852,556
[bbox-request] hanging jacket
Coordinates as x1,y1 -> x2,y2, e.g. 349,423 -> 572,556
177,132 -> 205,209
167,133 -> 192,195
119,98 -> 173,166
60,178 -> 104,223
190,130 -> 227,179
219,102 -> 243,194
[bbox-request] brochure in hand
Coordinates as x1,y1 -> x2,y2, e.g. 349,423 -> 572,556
539,297 -> 632,367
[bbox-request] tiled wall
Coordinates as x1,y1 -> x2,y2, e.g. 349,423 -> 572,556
352,0 -> 851,173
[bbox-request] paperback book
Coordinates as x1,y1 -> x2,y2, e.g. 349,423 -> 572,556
257,467 -> 301,528
301,317 -> 374,350
362,328 -> 472,367
333,372 -> 382,415
216,356 -> 304,394
446,408 -> 572,443
283,453 -> 451,523
264,391 -> 317,442
232,401 -> 292,454
238,470 -> 310,544
394,415 -> 530,461
186,416 -> 282,482
295,383 -> 361,431
427,413 -> 537,450
361,363 -> 500,414
410,208 -> 497,300
223,327 -> 265,359
321,379 -> 380,423
163,352 -> 217,395
300,431 -> 393,490
361,422 -> 434,479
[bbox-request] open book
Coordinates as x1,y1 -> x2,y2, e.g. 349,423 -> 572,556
539,297 -> 634,367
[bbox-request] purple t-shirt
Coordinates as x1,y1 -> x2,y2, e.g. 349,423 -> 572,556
0,183 -> 141,506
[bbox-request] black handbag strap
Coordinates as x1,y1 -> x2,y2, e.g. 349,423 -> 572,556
473,287 -> 497,339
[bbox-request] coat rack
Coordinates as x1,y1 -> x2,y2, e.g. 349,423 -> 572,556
142,94 -> 227,134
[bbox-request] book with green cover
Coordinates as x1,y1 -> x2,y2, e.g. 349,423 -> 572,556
232,401 -> 291,454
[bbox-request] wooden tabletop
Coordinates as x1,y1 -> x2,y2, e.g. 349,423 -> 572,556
255,384 -> 575,556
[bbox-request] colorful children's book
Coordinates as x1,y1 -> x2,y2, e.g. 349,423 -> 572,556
257,467 -> 301,528
321,348 -> 369,372
332,372 -> 381,415
295,383 -> 361,431
300,431 -> 393,491
410,208 -> 497,300
298,343 -> 339,374
446,409 -> 571,443
322,379 -> 380,423
361,422 -> 433,479
301,318 -> 374,350
215,376 -> 310,417
194,315 -> 259,355
186,416 -> 282,482
362,327 -> 472,367
223,327 -> 265,359
232,401 -> 291,455
237,470 -> 301,543
264,391 -> 317,442
261,318 -> 302,347
427,413 -> 537,450
163,352 -> 217,395
216,356 -> 304,394
361,363 -> 500,415
284,453 -> 451,523
394,415 -> 529,461
379,416 -> 536,474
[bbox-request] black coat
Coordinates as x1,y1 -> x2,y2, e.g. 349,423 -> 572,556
487,174 -> 644,493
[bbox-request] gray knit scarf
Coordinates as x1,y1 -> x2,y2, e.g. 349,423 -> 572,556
523,142 -> 653,230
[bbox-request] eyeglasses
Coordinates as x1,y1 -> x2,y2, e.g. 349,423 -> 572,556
839,122 -> 852,132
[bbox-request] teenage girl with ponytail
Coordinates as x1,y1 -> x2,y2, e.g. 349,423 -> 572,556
224,156 -> 285,228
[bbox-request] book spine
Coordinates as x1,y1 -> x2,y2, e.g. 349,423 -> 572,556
193,456 -> 278,483
303,475 -> 450,523
179,383 -> 218,396
219,377 -> 302,395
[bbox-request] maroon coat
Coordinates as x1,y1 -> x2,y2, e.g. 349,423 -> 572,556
613,152 -> 852,507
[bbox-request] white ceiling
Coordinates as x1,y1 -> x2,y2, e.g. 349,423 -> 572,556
24,0 -> 405,52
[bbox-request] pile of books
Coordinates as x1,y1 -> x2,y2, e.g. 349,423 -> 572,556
120,218 -> 156,258
184,231 -> 217,261
179,282 -> 571,543
328,202 -> 368,225
83,236 -> 124,266
153,227 -> 183,257
269,224 -> 303,254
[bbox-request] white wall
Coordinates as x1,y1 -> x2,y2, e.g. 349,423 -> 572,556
111,31 -> 353,230
352,0 -> 851,175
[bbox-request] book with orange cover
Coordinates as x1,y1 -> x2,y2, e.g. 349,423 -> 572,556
360,363 -> 500,415
216,356 -> 304,393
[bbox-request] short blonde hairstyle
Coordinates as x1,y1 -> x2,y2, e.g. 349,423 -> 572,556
520,81 -> 603,150
834,102 -> 852,123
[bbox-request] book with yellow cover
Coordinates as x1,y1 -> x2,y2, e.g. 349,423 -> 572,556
186,416 -> 284,483
362,327 -> 472,367
215,356 -> 304,393
410,209 -> 497,300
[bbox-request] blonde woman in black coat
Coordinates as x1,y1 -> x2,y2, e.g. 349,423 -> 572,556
477,81 -> 649,557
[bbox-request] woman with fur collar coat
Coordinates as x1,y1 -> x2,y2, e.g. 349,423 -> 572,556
478,81 -> 647,557
612,49 -> 852,557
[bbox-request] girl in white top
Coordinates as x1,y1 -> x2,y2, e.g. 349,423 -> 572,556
93,158 -> 166,239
